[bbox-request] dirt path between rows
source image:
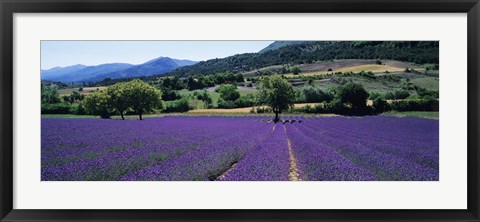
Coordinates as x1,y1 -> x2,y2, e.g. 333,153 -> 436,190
283,125 -> 301,181
216,163 -> 237,180
272,123 -> 277,133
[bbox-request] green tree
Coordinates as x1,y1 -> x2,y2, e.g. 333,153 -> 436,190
187,77 -> 200,90
70,91 -> 83,102
257,76 -> 296,122
41,84 -> 61,104
372,97 -> 389,113
83,90 -> 113,119
107,82 -> 129,120
299,86 -> 334,103
197,89 -> 213,108
337,82 -> 369,111
290,66 -> 301,75
217,84 -> 240,101
123,79 -> 163,120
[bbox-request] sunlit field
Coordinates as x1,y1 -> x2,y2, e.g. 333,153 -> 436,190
42,116 -> 439,181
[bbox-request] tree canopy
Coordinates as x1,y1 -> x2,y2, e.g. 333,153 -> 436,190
84,90 -> 113,119
257,76 -> 296,122
337,82 -> 369,111
84,79 -> 163,120
217,84 -> 240,102
41,84 -> 61,104
124,79 -> 163,120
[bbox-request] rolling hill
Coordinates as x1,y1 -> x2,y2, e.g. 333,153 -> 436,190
165,41 -> 439,77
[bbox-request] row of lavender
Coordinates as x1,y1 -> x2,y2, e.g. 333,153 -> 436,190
41,115 -> 439,181
42,116 -> 273,181
283,116 -> 439,181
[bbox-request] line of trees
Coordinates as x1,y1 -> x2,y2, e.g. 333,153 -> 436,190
42,77 -> 438,119
256,76 -> 439,120
83,80 -> 163,120
41,83 -> 86,115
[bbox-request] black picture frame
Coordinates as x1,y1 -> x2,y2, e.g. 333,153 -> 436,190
1,0 -> 479,221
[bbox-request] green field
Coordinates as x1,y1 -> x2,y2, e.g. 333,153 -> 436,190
410,77 -> 439,90
41,114 -> 97,118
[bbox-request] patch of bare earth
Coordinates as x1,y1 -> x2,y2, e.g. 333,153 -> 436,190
283,125 -> 301,181
216,163 -> 237,180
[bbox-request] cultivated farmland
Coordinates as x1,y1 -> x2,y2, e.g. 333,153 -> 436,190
41,116 -> 439,181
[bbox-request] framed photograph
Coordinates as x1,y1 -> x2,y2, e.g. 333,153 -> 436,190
1,0 -> 479,221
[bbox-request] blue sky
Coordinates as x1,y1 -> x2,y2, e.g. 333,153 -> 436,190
41,41 -> 274,70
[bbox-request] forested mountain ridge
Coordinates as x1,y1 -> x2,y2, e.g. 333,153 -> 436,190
166,41 -> 439,77
259,41 -> 310,53
86,57 -> 197,82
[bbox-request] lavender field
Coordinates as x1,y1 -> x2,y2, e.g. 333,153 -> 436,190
41,116 -> 439,181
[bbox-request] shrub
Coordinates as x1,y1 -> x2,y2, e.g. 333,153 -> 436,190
217,84 -> 240,101
256,107 -> 272,113
163,98 -> 192,113
384,89 -> 410,100
235,94 -> 255,108
41,103 -> 74,114
368,91 -> 384,100
162,89 -> 181,101
298,86 -> 334,103
290,66 -> 301,75
217,99 -> 236,109
41,85 -> 61,104
416,88 -> 439,99
390,99 -> 439,111
372,97 -> 389,113
74,103 -> 87,115
324,98 -> 344,114
197,90 -> 213,108
337,82 -> 369,111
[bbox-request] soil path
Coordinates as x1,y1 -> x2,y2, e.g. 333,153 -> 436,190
283,125 -> 301,181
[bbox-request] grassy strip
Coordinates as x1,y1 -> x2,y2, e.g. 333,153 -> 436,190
382,111 -> 439,119
41,114 -> 97,118
43,111 -> 437,119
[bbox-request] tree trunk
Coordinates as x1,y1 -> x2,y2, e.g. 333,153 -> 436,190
120,112 -> 125,120
274,112 -> 279,123
139,113 -> 143,120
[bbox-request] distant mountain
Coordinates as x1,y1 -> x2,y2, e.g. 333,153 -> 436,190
57,63 -> 134,82
41,57 -> 197,83
87,57 -> 197,82
171,59 -> 198,66
166,41 -> 439,77
41,64 -> 87,80
259,41 -> 309,53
